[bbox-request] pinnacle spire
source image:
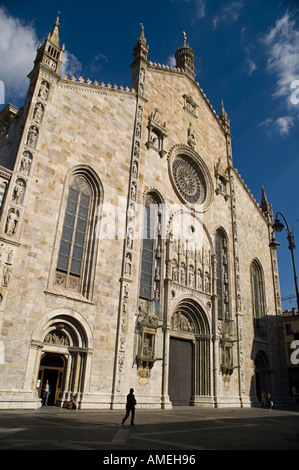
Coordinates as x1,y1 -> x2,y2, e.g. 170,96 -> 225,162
219,100 -> 230,133
139,23 -> 146,43
49,15 -> 61,48
33,16 -> 65,75
132,22 -> 149,64
175,31 -> 195,78
260,186 -> 273,221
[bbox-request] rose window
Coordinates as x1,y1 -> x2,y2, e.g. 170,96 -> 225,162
172,155 -> 206,204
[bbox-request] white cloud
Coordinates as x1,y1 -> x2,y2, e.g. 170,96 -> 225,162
212,1 -> 243,30
262,10 -> 299,101
259,115 -> 294,136
0,6 -> 82,105
94,53 -> 108,63
167,55 -> 176,67
275,116 -> 294,135
60,51 -> 82,77
247,58 -> 257,76
0,6 -> 38,103
195,0 -> 206,19
259,10 -> 299,137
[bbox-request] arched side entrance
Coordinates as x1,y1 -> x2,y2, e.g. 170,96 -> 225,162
37,353 -> 66,406
168,298 -> 213,406
254,350 -> 272,403
27,309 -> 93,408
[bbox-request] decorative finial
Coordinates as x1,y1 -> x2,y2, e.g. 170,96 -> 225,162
183,31 -> 187,41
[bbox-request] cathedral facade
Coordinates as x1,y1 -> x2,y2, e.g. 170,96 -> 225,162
0,19 -> 289,409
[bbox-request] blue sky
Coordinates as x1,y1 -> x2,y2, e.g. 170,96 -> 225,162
0,0 -> 298,311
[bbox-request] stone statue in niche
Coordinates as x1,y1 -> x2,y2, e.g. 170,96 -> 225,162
128,203 -> 135,222
172,260 -> 178,281
2,266 -> 11,286
120,336 -> 126,351
6,249 -> 13,264
155,287 -> 160,300
132,160 -> 138,178
136,122 -> 141,138
205,272 -> 211,293
187,122 -> 196,148
146,108 -> 167,157
180,264 -> 186,285
121,315 -> 128,333
188,265 -> 195,287
38,81 -> 49,101
19,151 -> 33,175
126,226 -> 133,249
5,208 -> 19,236
197,268 -> 203,290
134,141 -> 140,158
214,157 -> 229,200
0,244 -> 4,260
118,354 -> 125,373
12,179 -> 25,205
26,126 -> 38,148
125,253 -> 132,276
124,284 -> 129,297
137,105 -> 143,121
131,182 -> 136,200
33,103 -> 44,123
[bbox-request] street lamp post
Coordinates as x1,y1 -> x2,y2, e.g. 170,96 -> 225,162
269,212 -> 299,313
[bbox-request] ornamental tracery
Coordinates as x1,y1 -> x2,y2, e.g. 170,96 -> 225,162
168,145 -> 213,210
172,155 -> 205,204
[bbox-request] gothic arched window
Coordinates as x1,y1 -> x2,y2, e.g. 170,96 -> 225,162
55,168 -> 102,300
215,229 -> 229,321
139,193 -> 163,301
251,259 -> 266,338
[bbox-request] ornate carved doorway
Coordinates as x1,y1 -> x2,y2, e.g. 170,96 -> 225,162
169,337 -> 193,405
27,310 -> 93,409
167,299 -> 212,406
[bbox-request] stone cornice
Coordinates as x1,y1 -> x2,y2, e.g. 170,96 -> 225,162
57,76 -> 137,100
230,166 -> 269,225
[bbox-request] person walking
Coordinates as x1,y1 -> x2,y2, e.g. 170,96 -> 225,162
261,390 -> 267,408
267,392 -> 273,412
122,388 -> 137,426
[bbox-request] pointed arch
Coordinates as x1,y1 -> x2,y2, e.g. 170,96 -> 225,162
28,308 -> 94,407
54,165 -> 103,300
168,297 -> 212,403
251,258 -> 267,338
171,297 -> 210,336
139,189 -> 164,300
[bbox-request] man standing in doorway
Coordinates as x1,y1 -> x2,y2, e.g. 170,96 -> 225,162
122,388 -> 136,426
41,379 -> 51,406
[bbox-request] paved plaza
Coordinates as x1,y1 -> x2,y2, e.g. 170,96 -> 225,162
0,405 -> 298,454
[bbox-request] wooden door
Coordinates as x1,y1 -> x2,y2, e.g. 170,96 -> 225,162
169,337 -> 193,405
